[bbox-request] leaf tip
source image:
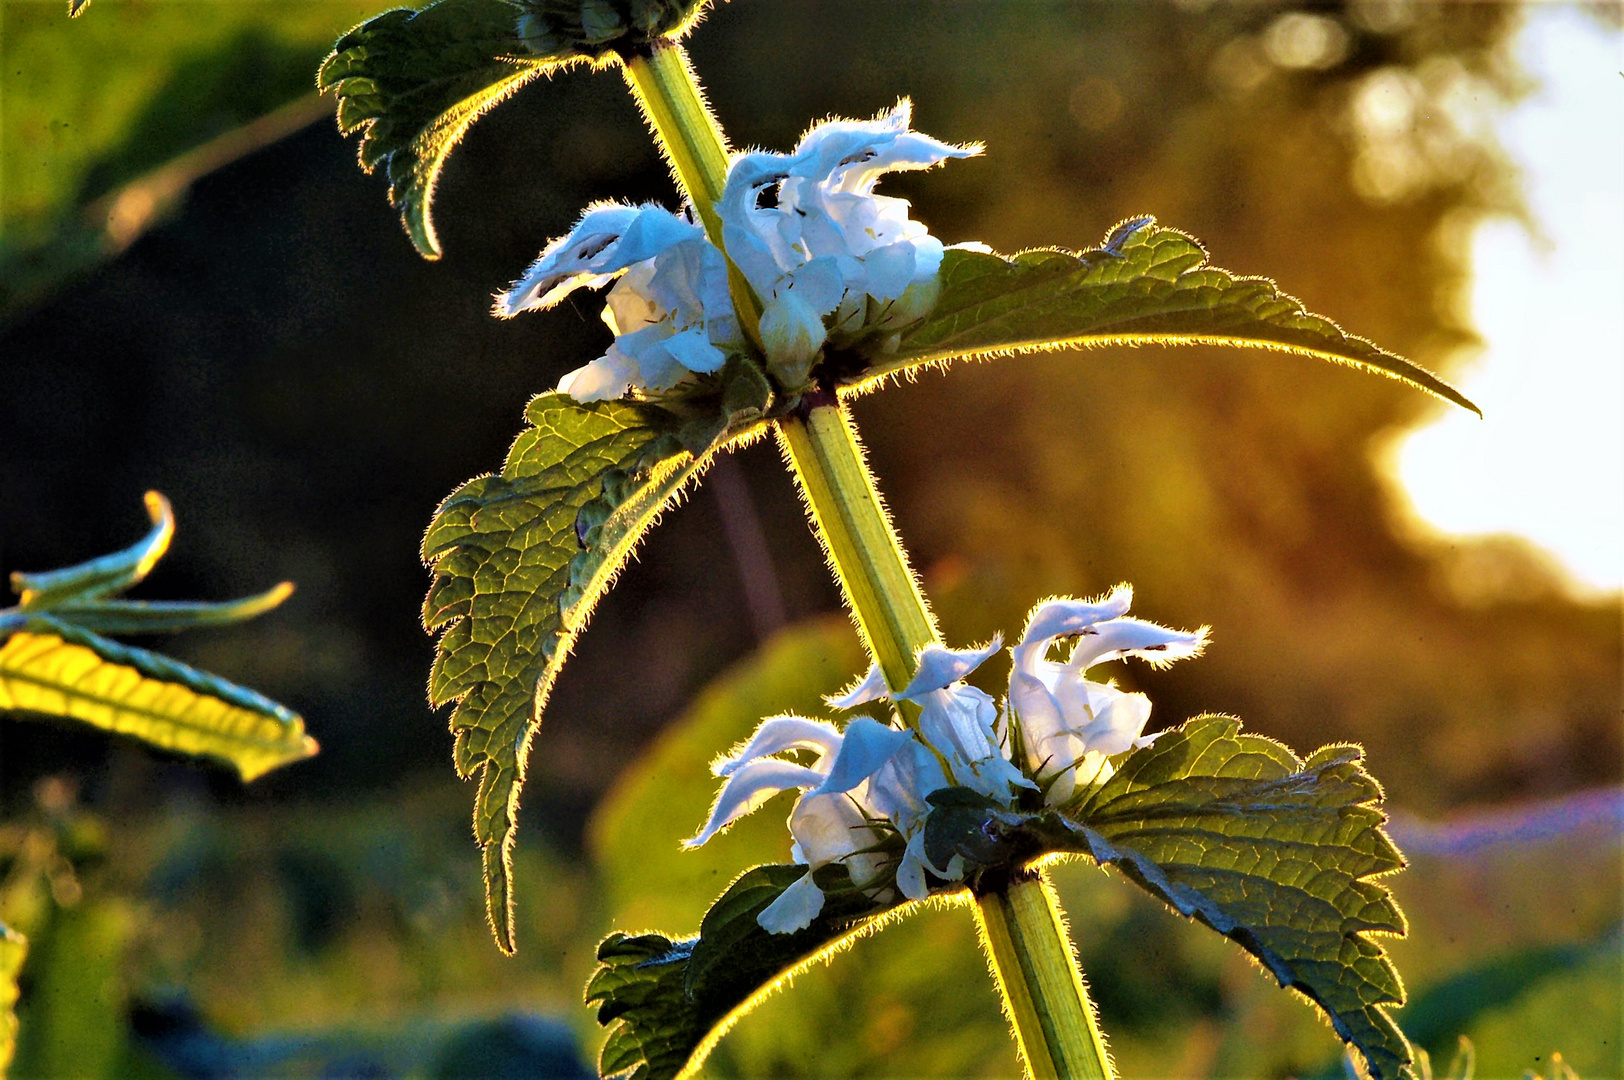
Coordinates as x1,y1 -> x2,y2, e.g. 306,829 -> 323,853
139,489 -> 178,572
483,834 -> 518,954
405,207 -> 444,260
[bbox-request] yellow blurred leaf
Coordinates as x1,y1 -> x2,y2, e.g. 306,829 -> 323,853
0,629 -> 315,782
0,922 -> 23,1078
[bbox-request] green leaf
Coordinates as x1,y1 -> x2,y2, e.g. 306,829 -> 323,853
422,391 -> 753,952
0,618 -> 317,782
513,0 -> 714,59
861,218 -> 1478,415
0,921 -> 23,1078
587,864 -> 901,1080
1003,716 -> 1414,1080
9,490 -> 173,610
1,492 -> 313,782
317,0 -> 564,259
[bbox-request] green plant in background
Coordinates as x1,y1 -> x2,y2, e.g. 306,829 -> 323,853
0,492 -> 317,1075
316,1 -> 1495,1077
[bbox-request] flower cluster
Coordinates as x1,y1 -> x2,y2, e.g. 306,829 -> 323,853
689,586 -> 1207,932
720,100 -> 980,385
497,101 -> 975,401
497,202 -> 740,401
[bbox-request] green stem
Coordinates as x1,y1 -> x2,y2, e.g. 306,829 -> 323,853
621,40 -> 761,344
975,870 -> 1115,1080
618,37 -> 1114,1080
776,398 -> 936,693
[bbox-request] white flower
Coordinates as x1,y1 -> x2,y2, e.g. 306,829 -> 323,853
497,202 -> 741,401
830,638 -> 1033,805
719,100 -> 980,373
498,103 -> 976,400
1008,586 -> 1208,806
685,714 -> 921,933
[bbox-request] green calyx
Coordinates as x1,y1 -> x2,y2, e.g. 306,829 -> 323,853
515,0 -> 713,59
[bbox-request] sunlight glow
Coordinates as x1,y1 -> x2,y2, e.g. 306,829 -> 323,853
1392,6 -> 1623,596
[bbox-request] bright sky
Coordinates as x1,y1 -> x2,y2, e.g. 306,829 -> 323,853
1392,5 -> 1623,596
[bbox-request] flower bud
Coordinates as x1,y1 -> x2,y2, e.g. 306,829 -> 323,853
513,0 -> 709,60
760,293 -> 828,390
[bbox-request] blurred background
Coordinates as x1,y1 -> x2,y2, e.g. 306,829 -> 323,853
1,1 -> 1619,1077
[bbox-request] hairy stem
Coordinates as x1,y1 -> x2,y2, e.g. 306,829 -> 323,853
621,40 -> 761,343
975,870 -> 1116,1080
618,38 -> 1113,1080
776,398 -> 935,693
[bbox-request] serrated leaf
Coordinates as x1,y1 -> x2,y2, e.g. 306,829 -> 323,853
1033,715 -> 1414,1080
859,217 -> 1477,415
0,922 -> 23,1078
0,619 -> 317,782
317,0 -> 566,259
422,391 -> 753,952
587,864 -> 901,1080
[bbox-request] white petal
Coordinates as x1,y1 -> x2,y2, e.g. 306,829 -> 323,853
825,662 -> 890,709
899,637 -> 1003,699
1067,618 -> 1209,672
837,130 -> 981,193
499,203 -> 697,316
757,872 -> 826,934
602,262 -> 662,336
908,234 -> 946,282
814,718 -> 912,795
660,325 -> 728,375
790,791 -> 879,868
760,292 -> 828,376
858,241 -> 917,303
867,740 -> 949,831
895,832 -> 932,901
915,685 -> 1026,801
686,759 -> 823,848
915,685 -> 999,761
1018,588 -> 1134,650
714,715 -> 842,777
1011,588 -> 1134,672
613,207 -> 704,268
1069,688 -> 1152,757
556,350 -> 635,402
719,152 -> 798,296
783,256 -> 846,315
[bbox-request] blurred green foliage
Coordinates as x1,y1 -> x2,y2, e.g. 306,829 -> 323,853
0,0 -> 388,314
2,1 -> 381,234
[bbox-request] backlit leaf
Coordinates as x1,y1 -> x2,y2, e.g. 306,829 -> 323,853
9,490 -> 173,610
924,715 -> 1416,1080
856,218 -> 1477,415
317,0 -> 565,259
0,620 -> 316,782
587,864 -> 902,1080
1,492 -> 312,782
422,390 -> 760,952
